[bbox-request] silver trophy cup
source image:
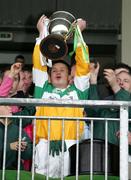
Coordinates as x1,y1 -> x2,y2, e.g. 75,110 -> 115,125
40,11 -> 76,61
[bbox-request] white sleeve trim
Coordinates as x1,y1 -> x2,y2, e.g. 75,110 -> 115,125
33,68 -> 48,88
74,74 -> 90,91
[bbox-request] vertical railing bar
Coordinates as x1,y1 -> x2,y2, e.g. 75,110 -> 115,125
17,118 -> 22,180
61,118 -> 65,180
75,119 -> 80,180
32,118 -> 36,180
105,120 -> 108,180
120,105 -> 129,180
46,118 -> 51,180
2,118 -> 8,180
90,119 -> 93,180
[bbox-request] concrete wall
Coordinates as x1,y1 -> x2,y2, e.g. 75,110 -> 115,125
0,52 -> 32,64
121,0 -> 131,66
0,0 -> 121,65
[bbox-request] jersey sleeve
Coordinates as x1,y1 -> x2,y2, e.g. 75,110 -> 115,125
32,38 -> 48,98
74,44 -> 90,92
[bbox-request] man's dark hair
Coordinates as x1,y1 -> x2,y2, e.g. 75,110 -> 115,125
117,70 -> 131,76
22,65 -> 32,72
47,60 -> 71,75
114,63 -> 131,74
15,55 -> 25,65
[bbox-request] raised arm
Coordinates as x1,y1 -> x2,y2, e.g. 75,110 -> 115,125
32,15 -> 49,98
0,63 -> 22,97
88,62 -> 100,100
74,19 -> 90,93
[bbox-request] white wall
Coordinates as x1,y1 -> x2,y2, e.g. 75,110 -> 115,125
121,0 -> 131,66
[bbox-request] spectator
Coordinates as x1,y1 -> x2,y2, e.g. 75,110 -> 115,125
85,62 -> 131,146
17,65 -> 34,97
0,62 -> 35,129
0,63 -> 35,171
0,106 -> 32,170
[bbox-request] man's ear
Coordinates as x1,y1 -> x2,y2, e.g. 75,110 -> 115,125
48,76 -> 51,83
68,74 -> 74,85
68,74 -> 71,80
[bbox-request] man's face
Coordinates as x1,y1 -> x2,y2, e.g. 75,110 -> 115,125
116,71 -> 131,92
50,63 -> 69,89
18,71 -> 32,93
23,71 -> 32,91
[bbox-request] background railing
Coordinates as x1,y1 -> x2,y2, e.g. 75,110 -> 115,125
0,98 -> 131,180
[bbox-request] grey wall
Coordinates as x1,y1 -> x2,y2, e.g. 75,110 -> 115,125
0,0 -> 121,30
0,0 -> 122,65
122,0 -> 131,66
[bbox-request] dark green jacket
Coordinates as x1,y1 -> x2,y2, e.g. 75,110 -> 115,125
85,85 -> 131,146
12,106 -> 36,128
0,121 -> 32,170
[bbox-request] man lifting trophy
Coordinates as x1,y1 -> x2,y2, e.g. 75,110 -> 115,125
33,11 -> 89,178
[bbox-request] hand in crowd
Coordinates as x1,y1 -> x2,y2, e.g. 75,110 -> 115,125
0,106 -> 12,116
9,62 -> 22,79
77,18 -> 87,32
116,130 -> 120,139
128,132 -> 131,145
116,130 -> 131,145
103,69 -> 120,93
89,62 -> 100,84
10,140 -> 27,151
37,14 -> 49,38
0,106 -> 12,125
17,71 -> 25,92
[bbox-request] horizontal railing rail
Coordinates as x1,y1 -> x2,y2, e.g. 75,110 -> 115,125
0,97 -> 131,107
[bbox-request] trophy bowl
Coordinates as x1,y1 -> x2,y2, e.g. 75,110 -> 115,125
49,11 -> 76,35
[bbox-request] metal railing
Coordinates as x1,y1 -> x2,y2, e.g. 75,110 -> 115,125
0,98 -> 131,180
